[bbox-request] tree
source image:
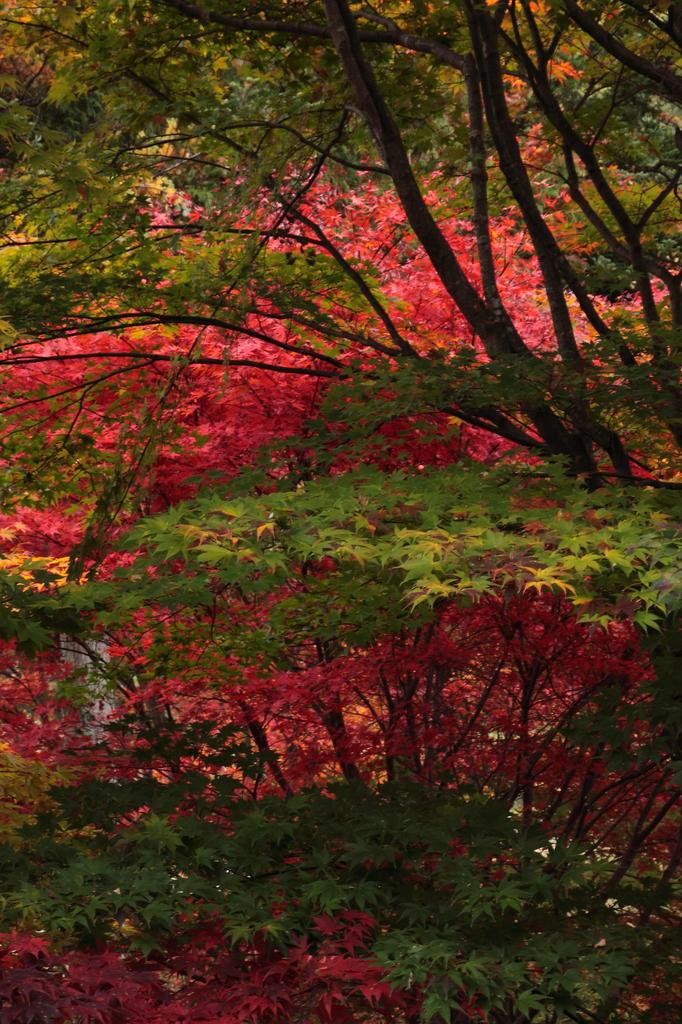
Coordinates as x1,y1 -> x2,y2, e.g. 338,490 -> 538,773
0,2 -> 680,1022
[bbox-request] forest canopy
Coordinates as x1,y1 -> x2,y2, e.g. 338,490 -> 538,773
0,2 -> 680,1022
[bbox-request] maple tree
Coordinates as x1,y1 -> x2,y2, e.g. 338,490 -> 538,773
0,1 -> 680,1022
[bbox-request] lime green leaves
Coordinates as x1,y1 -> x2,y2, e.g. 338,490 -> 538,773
123,461 -> 682,633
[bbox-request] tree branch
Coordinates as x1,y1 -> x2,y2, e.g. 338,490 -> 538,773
563,0 -> 682,102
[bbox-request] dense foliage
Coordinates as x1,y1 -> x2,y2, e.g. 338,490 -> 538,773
0,2 -> 680,1021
